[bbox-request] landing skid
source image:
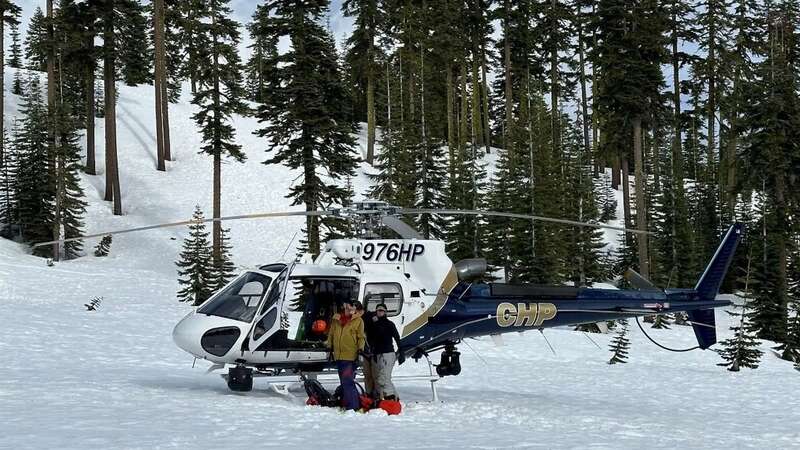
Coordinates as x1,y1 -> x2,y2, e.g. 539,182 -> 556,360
217,355 -> 442,402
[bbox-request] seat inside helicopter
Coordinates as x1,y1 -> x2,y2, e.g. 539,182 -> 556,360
259,277 -> 360,351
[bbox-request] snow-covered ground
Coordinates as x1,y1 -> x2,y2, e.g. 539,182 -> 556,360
1,71 -> 800,449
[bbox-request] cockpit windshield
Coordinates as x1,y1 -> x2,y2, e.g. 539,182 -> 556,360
198,272 -> 272,322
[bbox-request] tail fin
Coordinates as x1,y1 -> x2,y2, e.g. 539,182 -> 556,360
688,223 -> 744,349
694,223 -> 744,300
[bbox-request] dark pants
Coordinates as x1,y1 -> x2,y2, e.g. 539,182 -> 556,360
336,360 -> 359,410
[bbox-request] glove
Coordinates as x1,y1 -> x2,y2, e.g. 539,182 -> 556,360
396,351 -> 405,365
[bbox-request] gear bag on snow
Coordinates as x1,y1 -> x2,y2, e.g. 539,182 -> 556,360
304,379 -> 336,407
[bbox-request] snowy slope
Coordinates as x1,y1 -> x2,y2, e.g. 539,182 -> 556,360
1,70 -> 800,449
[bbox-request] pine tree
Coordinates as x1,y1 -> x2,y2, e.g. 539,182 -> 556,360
0,0 -> 20,179
776,248 -> 800,363
591,0 -> 668,279
14,76 -> 54,255
52,104 -> 87,259
8,20 -> 22,68
717,253 -> 762,371
651,314 -> 671,329
245,4 -> 279,103
94,235 -> 112,256
608,319 -> 631,364
210,227 -> 236,293
0,129 -> 17,230
343,0 -> 381,165
740,3 -> 799,345
596,173 -> 617,222
255,1 -> 359,256
24,7 -> 47,71
176,206 -> 213,305
191,0 -> 246,264
173,0 -> 208,94
561,119 -> 608,286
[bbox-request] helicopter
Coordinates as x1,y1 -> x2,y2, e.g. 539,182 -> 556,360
35,201 -> 742,392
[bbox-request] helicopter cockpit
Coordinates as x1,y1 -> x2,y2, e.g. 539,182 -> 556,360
196,272 -> 272,323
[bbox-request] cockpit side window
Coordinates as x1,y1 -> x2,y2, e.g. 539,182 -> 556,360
197,272 -> 272,323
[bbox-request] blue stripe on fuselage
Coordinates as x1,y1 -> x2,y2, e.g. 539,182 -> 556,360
399,282 -> 729,354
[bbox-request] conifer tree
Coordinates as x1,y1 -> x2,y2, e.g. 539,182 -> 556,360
776,250 -> 800,362
740,3 -> 799,345
717,253 -> 762,371
94,235 -> 112,256
0,130 -> 16,228
52,104 -> 87,259
0,0 -> 20,175
245,4 -> 279,104
561,119 -> 608,286
8,20 -> 22,68
596,173 -> 617,222
191,0 -> 246,264
255,0 -> 359,256
14,76 -> 53,255
24,7 -> 47,71
608,319 -> 631,364
343,0 -> 381,165
176,206 -> 213,305
210,227 -> 236,293
651,314 -> 671,329
173,0 -> 207,94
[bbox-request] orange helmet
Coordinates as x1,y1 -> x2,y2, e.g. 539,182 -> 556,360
312,319 -> 327,334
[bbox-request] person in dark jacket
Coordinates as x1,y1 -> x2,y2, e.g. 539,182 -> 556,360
365,303 -> 404,400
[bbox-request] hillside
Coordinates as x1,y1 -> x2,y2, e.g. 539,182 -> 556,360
1,70 -> 799,449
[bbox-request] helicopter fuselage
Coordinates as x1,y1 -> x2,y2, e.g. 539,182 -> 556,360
173,224 -> 741,375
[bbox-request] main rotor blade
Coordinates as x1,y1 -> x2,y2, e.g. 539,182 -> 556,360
398,208 -> 652,235
32,210 -> 333,248
624,268 -> 661,291
380,215 -> 423,239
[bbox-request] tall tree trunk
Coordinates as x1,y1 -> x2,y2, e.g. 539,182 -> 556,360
365,25 -> 375,165
47,0 -> 61,259
104,2 -> 121,215
612,155 -> 621,189
577,15 -> 591,164
85,34 -> 96,175
471,50 -> 483,149
671,19 -> 684,185
1,10 -> 4,171
446,62 -> 456,181
633,118 -> 649,278
480,41 -> 491,154
161,79 -> 171,160
706,19 -> 717,184
550,0 -> 559,157
503,0 -> 513,153
725,69 -> 740,217
211,12 -> 221,262
459,61 -> 469,153
154,0 -> 166,171
591,4 -> 600,172
302,139 -> 318,256
652,124 -> 660,194
621,155 -> 632,231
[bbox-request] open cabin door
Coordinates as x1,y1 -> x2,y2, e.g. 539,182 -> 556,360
242,267 -> 334,366
242,268 -> 288,360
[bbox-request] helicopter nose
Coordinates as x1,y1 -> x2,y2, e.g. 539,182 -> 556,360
172,311 -> 205,357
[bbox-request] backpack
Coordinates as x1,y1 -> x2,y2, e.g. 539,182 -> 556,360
304,379 -> 335,407
333,382 -> 374,410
